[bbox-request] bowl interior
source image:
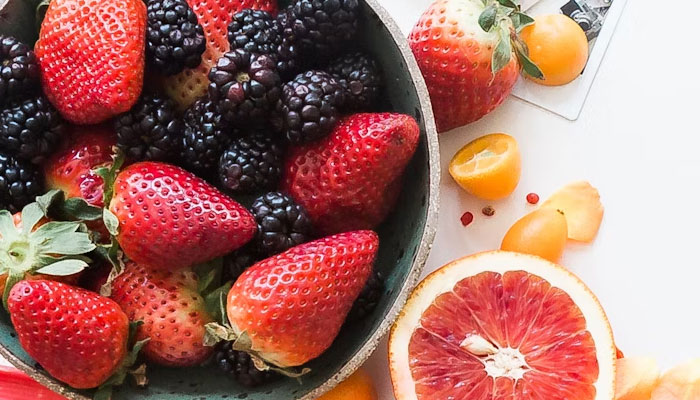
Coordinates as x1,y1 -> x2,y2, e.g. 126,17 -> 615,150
0,1 -> 437,399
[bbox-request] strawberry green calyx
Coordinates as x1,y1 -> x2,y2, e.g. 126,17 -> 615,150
94,152 -> 125,296
478,0 -> 543,79
93,321 -> 150,400
0,190 -> 97,309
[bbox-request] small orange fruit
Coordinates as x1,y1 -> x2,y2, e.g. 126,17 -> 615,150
501,207 -> 568,262
541,181 -> 604,243
615,357 -> 660,400
651,359 -> 700,400
521,14 -> 589,86
317,368 -> 377,400
448,133 -> 521,200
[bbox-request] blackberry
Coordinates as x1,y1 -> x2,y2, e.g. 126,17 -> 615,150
0,97 -> 64,164
145,0 -> 206,76
346,270 -> 384,322
218,133 -> 285,195
115,94 -> 182,161
214,341 -> 279,387
274,11 -> 301,79
250,192 -> 312,256
208,49 -> 282,125
180,98 -> 233,176
0,152 -> 43,213
280,0 -> 359,62
274,70 -> 344,144
222,245 -> 260,282
327,52 -> 382,111
0,36 -> 40,106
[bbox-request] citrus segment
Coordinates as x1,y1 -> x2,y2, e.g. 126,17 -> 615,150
541,181 -> 604,243
501,208 -> 568,262
651,359 -> 700,400
390,251 -> 615,400
615,357 -> 660,400
449,133 -> 521,200
317,368 -> 378,400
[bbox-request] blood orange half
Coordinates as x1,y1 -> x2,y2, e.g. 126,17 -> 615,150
389,251 -> 615,400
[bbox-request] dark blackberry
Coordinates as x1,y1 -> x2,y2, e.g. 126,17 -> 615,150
327,52 -> 382,111
274,11 -> 301,79
250,192 -> 312,256
180,98 -> 233,176
346,270 -> 384,322
274,70 -> 344,144
0,97 -> 64,164
0,36 -> 40,106
222,245 -> 260,282
115,94 -> 182,161
208,49 -> 282,125
214,341 -> 279,387
227,10 -> 281,57
218,133 -> 284,195
0,152 -> 43,213
280,0 -> 359,62
145,0 -> 206,76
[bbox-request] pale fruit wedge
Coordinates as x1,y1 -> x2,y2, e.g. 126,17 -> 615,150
541,181 -> 604,242
616,357 -> 660,400
651,359 -> 700,400
389,251 -> 616,400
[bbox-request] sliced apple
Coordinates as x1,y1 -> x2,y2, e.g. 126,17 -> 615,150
616,357 -> 660,400
541,181 -> 604,242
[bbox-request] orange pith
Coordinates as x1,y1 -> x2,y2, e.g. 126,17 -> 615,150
409,270 -> 599,398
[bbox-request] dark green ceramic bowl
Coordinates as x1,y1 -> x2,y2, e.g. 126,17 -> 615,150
0,0 -> 439,398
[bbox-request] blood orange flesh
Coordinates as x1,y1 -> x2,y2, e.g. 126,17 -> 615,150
390,251 -> 615,400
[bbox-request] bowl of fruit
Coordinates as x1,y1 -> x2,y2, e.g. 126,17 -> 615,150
0,0 -> 439,398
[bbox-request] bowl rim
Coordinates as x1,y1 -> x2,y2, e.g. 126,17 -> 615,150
0,0 -> 440,398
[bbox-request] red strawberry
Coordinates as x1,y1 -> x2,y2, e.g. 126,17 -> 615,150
224,230 -> 378,368
109,162 -> 256,270
408,0 -> 542,132
44,125 -> 116,208
8,280 -> 129,389
35,0 -> 147,124
111,261 -> 214,367
162,0 -> 278,109
281,113 -> 419,236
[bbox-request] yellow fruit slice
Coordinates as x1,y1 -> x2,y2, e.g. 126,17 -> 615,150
448,133 -> 521,200
616,357 -> 660,400
389,251 -> 616,400
501,208 -> 568,262
317,368 -> 377,400
651,359 -> 700,400
541,181 -> 604,242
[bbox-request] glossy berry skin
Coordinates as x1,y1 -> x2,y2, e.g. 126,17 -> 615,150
162,0 -> 278,110
0,36 -> 40,106
227,230 -> 378,367
0,152 -> 43,213
111,261 -> 214,366
8,280 -> 129,389
282,113 -> 419,235
109,162 -> 256,270
408,0 -> 519,132
44,125 -> 116,208
35,0 -> 146,124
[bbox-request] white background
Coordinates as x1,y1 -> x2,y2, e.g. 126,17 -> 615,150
4,0 -> 700,399
365,0 -> 700,398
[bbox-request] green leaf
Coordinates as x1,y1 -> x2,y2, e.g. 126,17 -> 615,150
193,258 -> 224,296
510,11 -> 534,32
60,198 -> 103,221
35,259 -> 88,276
93,384 -> 113,400
20,203 -> 44,236
514,39 -> 544,80
41,232 -> 95,255
35,0 -> 51,31
204,281 -> 233,325
492,28 -> 513,75
478,4 -> 498,32
98,241 -> 124,297
496,0 -> 519,10
95,152 -> 124,207
203,322 -> 238,346
0,211 -> 18,240
35,189 -> 63,216
2,270 -> 25,311
103,209 -> 119,236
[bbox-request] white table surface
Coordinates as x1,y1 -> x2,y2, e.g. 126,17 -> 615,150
365,0 -> 700,398
4,0 -> 700,398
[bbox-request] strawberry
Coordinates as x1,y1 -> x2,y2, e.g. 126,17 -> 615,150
162,0 -> 278,109
35,0 -> 147,124
44,125 -> 116,208
109,162 -> 256,270
281,113 -> 419,236
408,0 -> 542,132
7,280 -> 129,389
213,230 -> 378,368
111,261 -> 214,367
